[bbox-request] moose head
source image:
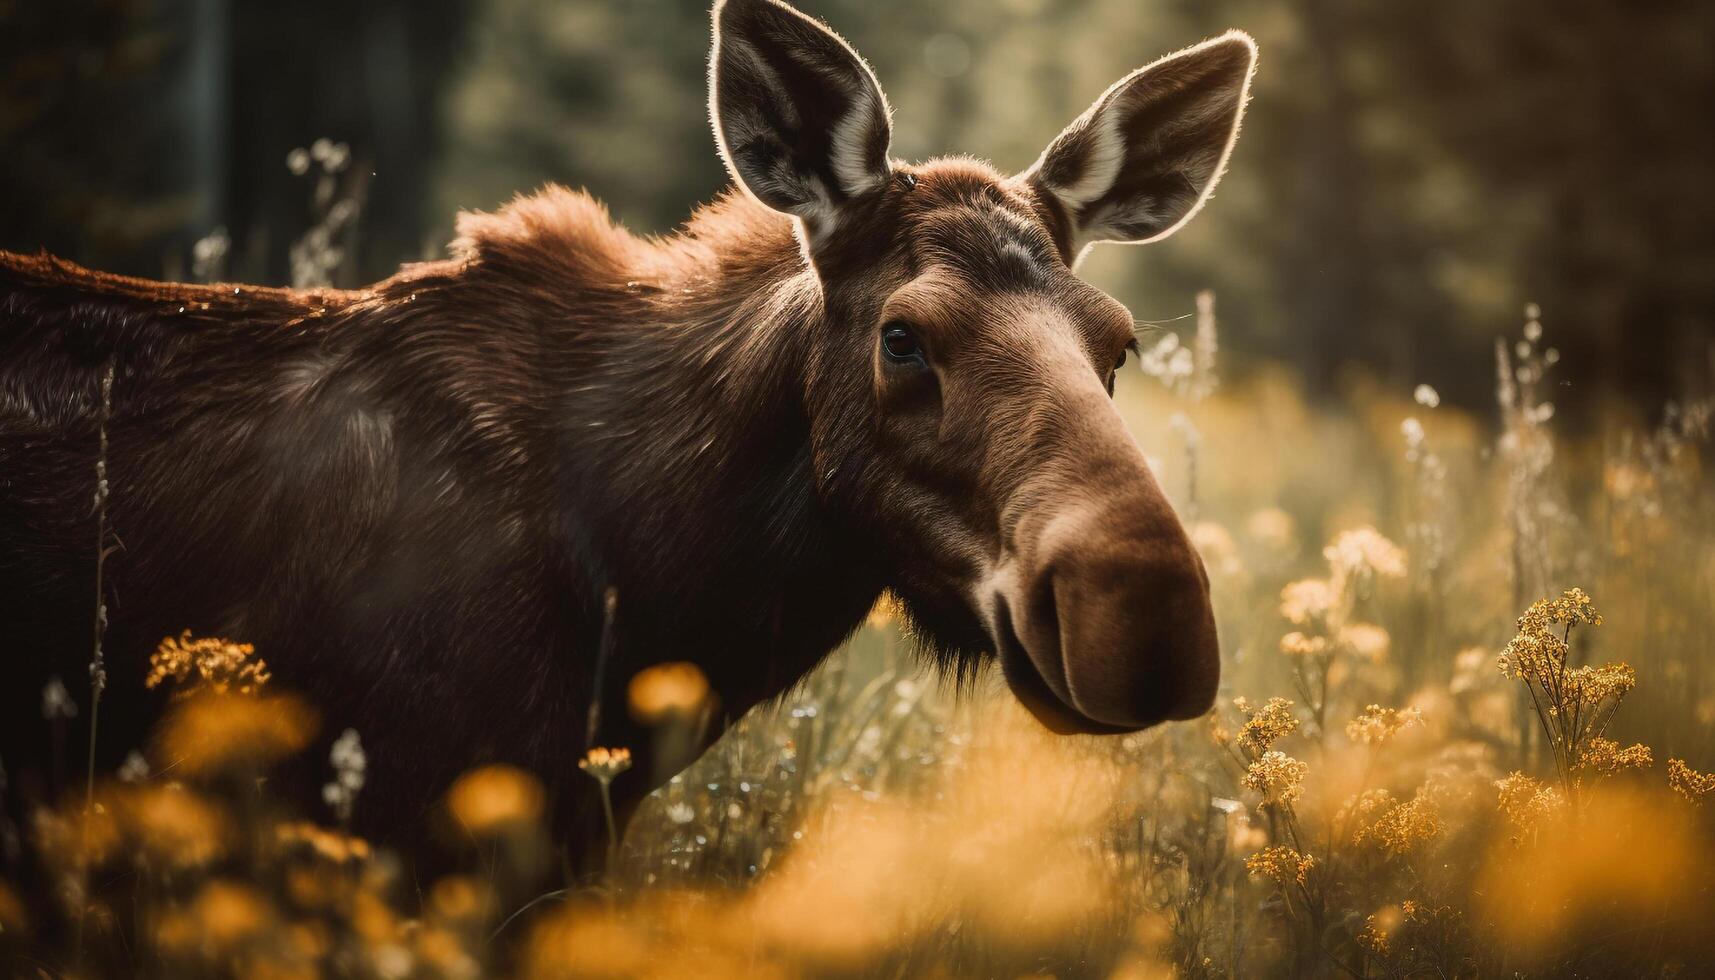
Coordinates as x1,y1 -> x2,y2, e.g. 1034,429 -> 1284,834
709,0 -> 1254,730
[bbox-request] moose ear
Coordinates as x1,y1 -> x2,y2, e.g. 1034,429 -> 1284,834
1024,32 -> 1256,260
710,0 -> 893,239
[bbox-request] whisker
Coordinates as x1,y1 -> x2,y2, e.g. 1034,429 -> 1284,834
1131,312 -> 1196,343
1132,311 -> 1196,329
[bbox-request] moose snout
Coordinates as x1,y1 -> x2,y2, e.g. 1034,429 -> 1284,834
1000,508 -> 1220,731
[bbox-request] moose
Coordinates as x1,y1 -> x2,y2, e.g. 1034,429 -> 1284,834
0,0 -> 1254,867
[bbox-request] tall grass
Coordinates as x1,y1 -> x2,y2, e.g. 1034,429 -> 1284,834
5,305 -> 1714,978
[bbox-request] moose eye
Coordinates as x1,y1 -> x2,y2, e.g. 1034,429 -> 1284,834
881,322 -> 926,366
1114,350 -> 1129,372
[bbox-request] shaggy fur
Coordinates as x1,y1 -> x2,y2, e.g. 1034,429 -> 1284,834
0,0 -> 1255,871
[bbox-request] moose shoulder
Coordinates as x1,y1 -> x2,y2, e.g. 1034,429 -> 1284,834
0,0 -> 1255,866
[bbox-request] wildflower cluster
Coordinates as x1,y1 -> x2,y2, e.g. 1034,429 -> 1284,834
1495,588 -> 1601,682
145,631 -> 272,696
1667,759 -> 1715,805
1135,331 -> 1195,394
1225,698 -> 1310,813
1497,590 -> 1647,795
1337,788 -> 1397,842
1323,525 -> 1408,595
1279,578 -> 1338,630
1494,772 -> 1566,837
1345,703 -> 1423,746
1354,795 -> 1440,856
1340,622 -> 1392,663
322,728 -> 367,824
1575,737 -> 1652,778
1234,696 -> 1299,751
1245,845 -> 1315,888
34,783 -> 228,874
1242,751 -> 1309,808
1276,527 -> 1406,736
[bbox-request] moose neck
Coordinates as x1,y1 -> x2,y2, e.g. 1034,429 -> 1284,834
501,190 -> 885,718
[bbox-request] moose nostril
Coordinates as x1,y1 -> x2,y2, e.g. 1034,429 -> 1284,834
1025,565 -> 1061,663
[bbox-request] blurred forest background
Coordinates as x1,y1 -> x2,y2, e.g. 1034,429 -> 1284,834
3,0 -> 1712,418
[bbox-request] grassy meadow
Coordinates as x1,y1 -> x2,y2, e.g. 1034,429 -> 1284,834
5,299 -> 1714,979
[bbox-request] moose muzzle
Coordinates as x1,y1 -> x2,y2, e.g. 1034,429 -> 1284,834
995,494 -> 1220,732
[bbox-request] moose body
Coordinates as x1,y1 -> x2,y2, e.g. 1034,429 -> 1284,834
1,0 -> 1254,867
1,202 -> 866,855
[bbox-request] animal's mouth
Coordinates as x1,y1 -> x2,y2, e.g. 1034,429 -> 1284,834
991,594 -> 1141,735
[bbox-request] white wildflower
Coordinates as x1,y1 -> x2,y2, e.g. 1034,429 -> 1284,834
42,676 -> 77,721
323,728 -> 367,824
117,751 -> 150,783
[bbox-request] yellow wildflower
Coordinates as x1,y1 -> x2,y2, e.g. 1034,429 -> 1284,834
1339,623 -> 1391,662
1566,662 -> 1636,705
1497,589 -> 1636,783
578,746 -> 633,784
1358,795 -> 1441,855
1322,526 -> 1407,585
1234,697 -> 1299,751
1576,737 -> 1653,779
1495,772 -> 1565,834
429,876 -> 494,925
145,631 -> 270,696
1278,631 -> 1329,658
1345,704 -> 1423,746
1667,759 -> 1715,805
1498,589 -> 1606,684
155,880 -> 274,959
627,662 -> 711,723
123,784 -> 228,869
1358,904 -> 1405,957
275,821 -> 372,865
1338,788 -> 1396,844
1245,845 -> 1315,888
152,692 -> 316,777
1279,579 -> 1337,627
1242,751 -> 1308,807
446,765 -> 544,835
416,925 -> 480,980
1540,587 -> 1603,627
1496,621 -> 1566,682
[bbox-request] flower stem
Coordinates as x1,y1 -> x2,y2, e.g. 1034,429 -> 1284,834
76,360 -> 114,963
597,777 -> 619,871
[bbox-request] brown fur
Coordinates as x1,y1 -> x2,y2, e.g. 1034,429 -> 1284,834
1,0 -> 1253,874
